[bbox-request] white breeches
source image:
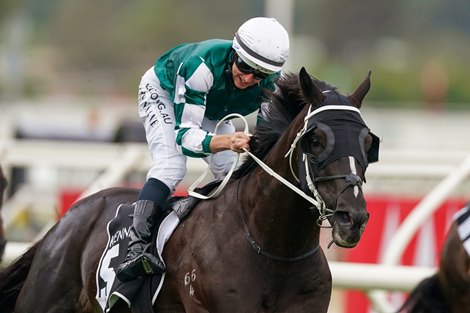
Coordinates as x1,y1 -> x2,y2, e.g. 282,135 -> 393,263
138,67 -> 236,192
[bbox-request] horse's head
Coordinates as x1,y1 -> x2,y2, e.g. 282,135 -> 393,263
294,67 -> 380,248
235,68 -> 379,250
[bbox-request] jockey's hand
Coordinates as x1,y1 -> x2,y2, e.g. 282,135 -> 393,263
230,132 -> 251,153
209,132 -> 252,153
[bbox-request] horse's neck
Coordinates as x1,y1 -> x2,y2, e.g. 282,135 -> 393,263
239,139 -> 321,258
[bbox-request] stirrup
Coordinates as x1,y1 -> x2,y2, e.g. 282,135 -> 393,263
115,253 -> 165,282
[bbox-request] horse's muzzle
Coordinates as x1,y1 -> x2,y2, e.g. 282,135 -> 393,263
332,210 -> 369,247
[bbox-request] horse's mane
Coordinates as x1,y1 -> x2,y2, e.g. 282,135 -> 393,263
233,72 -> 336,178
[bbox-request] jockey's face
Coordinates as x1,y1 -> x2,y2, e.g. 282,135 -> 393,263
231,62 -> 261,89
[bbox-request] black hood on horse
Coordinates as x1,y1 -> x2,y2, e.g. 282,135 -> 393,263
237,70 -> 378,179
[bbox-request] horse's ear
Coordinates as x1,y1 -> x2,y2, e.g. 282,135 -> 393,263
299,67 -> 324,104
350,71 -> 371,108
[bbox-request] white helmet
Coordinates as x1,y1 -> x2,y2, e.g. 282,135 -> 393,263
232,17 -> 289,74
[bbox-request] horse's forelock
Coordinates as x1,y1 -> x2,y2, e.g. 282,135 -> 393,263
254,73 -> 336,153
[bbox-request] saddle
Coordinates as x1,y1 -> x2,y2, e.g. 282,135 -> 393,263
165,180 -> 221,219
95,181 -> 221,313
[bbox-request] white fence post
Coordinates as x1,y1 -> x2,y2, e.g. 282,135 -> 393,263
79,144 -> 145,199
368,154 -> 470,312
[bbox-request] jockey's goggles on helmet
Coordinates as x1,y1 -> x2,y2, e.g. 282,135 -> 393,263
234,55 -> 270,80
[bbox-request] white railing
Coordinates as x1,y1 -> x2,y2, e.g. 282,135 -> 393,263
1,139 -> 468,177
0,140 -> 469,297
1,239 -> 436,292
330,262 -> 436,291
367,154 -> 470,312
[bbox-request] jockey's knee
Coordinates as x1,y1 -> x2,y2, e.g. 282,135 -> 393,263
210,154 -> 236,180
147,162 -> 186,192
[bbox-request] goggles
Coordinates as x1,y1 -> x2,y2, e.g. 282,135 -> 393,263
234,55 -> 270,80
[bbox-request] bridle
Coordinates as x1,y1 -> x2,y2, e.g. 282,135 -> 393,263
285,104 -> 365,226
240,104 -> 369,260
188,105 -> 375,261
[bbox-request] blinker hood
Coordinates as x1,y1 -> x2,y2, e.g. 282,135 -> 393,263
300,109 -> 380,173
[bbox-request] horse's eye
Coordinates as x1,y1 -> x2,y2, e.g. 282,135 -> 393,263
311,137 -> 321,147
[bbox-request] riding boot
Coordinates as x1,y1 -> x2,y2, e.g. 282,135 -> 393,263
115,200 -> 166,282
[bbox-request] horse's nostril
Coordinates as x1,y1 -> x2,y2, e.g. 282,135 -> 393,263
334,211 -> 352,225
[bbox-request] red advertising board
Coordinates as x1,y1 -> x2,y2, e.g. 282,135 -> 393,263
343,195 -> 467,312
58,186 -> 189,217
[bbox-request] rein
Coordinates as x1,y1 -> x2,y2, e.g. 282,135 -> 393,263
188,105 -> 363,261
187,113 -> 249,199
188,113 -> 326,214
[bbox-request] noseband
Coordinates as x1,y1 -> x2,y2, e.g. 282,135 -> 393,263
312,172 -> 363,225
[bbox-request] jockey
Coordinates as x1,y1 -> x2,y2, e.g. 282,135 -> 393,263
115,17 -> 290,282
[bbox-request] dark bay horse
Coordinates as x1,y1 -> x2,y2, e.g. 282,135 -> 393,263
0,67 -> 379,313
0,165 -> 7,261
398,204 -> 470,313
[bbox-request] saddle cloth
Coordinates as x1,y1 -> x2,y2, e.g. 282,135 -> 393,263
454,203 -> 470,257
95,182 -> 219,312
95,203 -> 180,313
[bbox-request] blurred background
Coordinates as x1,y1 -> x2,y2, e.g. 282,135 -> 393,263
0,0 -> 469,312
1,0 -> 469,105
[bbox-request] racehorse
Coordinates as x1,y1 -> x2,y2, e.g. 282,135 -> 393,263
0,165 -> 7,261
398,204 -> 470,313
0,67 -> 379,313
